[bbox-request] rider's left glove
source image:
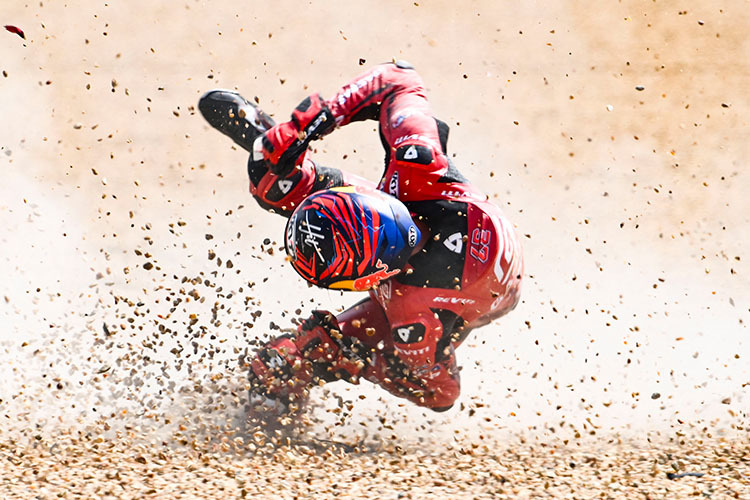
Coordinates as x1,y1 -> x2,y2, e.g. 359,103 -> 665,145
261,93 -> 335,177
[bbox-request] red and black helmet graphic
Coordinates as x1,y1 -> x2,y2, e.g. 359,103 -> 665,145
284,186 -> 420,291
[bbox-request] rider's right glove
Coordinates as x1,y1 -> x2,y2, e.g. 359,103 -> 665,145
297,311 -> 370,383
261,93 -> 335,177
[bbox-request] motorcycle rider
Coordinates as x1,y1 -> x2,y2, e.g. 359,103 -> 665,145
198,61 -> 523,413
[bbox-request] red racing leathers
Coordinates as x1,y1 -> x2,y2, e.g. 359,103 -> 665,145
247,62 -> 523,411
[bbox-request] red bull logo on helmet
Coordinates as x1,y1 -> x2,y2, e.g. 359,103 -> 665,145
329,259 -> 399,291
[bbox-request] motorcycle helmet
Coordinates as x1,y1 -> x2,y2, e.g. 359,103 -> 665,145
284,186 -> 420,291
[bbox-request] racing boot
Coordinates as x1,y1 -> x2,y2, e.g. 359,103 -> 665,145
198,90 -> 276,152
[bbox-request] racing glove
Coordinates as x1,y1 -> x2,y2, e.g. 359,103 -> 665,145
261,93 -> 335,177
296,311 -> 370,383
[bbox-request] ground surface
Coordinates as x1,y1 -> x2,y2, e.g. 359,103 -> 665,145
1,0 -> 748,498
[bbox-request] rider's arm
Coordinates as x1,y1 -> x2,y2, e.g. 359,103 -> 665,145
328,62 -> 480,202
249,61 -> 425,216
326,61 -> 424,127
366,311 -> 461,411
259,62 -> 424,175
